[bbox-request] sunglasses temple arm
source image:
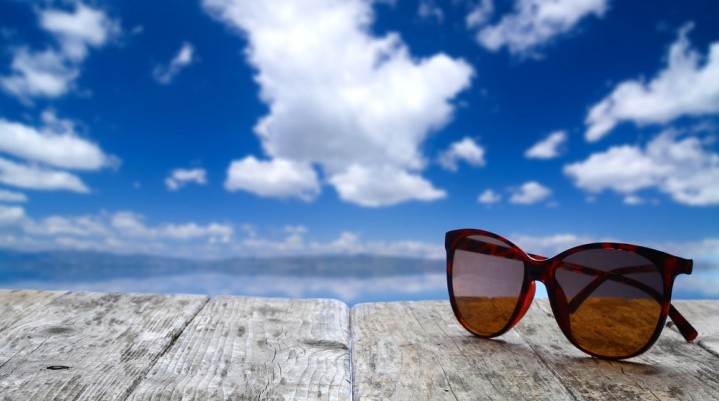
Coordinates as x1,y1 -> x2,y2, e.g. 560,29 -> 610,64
565,264 -> 698,342
566,265 -> 661,311
669,304 -> 698,342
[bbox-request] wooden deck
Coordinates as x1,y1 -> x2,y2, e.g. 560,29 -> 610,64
0,289 -> 717,400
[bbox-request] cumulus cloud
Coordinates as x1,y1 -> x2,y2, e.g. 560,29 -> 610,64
203,0 -> 473,206
623,194 -> 645,205
329,165 -> 446,207
438,137 -> 486,171
2,209 -> 448,259
509,181 -> 552,204
0,111 -> 116,193
564,129 -> 719,205
466,0 -> 494,28
0,205 -> 25,226
473,0 -> 608,56
0,112 -> 117,170
153,42 -> 195,84
0,157 -> 90,192
525,130 -> 567,159
0,188 -> 27,202
478,189 -> 501,204
418,0 -> 444,22
585,25 -> 719,141
25,210 -> 234,243
0,49 -> 78,99
225,157 -> 320,201
0,2 -> 119,100
165,168 -> 207,191
39,3 -> 120,61
240,225 -> 444,259
24,214 -> 111,237
511,232 -> 597,256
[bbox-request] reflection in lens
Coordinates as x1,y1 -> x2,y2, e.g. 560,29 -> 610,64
451,235 -> 525,336
555,248 -> 663,357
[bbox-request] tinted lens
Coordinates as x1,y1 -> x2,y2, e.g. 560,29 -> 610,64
451,235 -> 525,336
555,248 -> 664,358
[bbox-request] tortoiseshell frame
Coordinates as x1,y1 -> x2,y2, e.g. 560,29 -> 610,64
446,228 -> 698,360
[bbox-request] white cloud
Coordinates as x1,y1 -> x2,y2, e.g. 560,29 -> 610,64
0,112 -> 117,170
473,0 -> 608,56
623,194 -> 645,205
329,165 -> 446,207
203,0 -> 473,206
511,232 -> 596,256
100,211 -> 234,242
466,0 -> 494,28
478,189 -> 501,204
0,3 -> 119,100
241,226 -> 444,259
586,25 -> 719,141
564,129 -> 719,205
2,209 -> 447,259
509,180 -> 552,204
418,0 -> 443,22
0,188 -> 27,202
0,48 -> 78,99
0,157 -> 89,193
438,137 -> 486,171
164,223 -> 233,241
165,168 -> 207,191
225,156 -> 320,201
525,130 -> 567,159
0,111 -> 115,193
39,3 -> 120,61
6,210 -> 235,258
0,205 -> 25,226
24,215 -> 110,237
153,42 -> 195,84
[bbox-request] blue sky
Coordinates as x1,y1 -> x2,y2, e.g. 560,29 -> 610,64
0,0 -> 717,284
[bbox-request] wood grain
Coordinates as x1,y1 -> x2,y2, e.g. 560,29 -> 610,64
1,288 -> 716,401
672,300 -> 719,357
351,300 -> 575,401
126,296 -> 351,401
532,299 -> 719,400
352,300 -> 719,401
0,291 -> 208,401
0,289 -> 67,333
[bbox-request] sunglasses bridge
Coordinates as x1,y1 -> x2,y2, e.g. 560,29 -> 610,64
524,255 -> 550,283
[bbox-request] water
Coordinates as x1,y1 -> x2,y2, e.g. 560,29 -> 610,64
0,272 -> 449,306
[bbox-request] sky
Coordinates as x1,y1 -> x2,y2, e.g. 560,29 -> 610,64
0,0 -> 718,286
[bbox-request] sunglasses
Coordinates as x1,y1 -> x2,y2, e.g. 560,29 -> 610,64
445,229 -> 698,360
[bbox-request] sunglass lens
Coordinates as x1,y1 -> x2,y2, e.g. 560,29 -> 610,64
451,235 -> 525,336
554,248 -> 664,358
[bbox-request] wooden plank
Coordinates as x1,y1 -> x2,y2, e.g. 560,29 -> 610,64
127,296 -> 351,401
0,291 -> 208,401
352,300 -> 719,401
351,300 -> 576,400
0,289 -> 67,333
532,299 -> 719,400
672,300 -> 719,357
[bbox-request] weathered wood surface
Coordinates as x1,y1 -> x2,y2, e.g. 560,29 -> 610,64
0,290 -> 208,401
673,300 -> 719,357
352,299 -> 719,401
127,296 -> 351,401
0,289 -> 717,401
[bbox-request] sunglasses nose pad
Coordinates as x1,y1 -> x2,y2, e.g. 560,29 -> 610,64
509,281 -> 536,328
